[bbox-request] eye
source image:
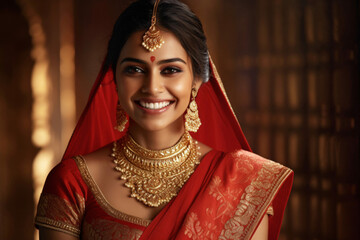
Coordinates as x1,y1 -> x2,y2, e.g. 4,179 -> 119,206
161,67 -> 182,75
124,66 -> 145,74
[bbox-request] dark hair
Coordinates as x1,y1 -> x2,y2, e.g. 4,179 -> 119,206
104,0 -> 209,82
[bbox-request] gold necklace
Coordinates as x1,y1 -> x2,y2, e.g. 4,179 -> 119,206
111,131 -> 201,207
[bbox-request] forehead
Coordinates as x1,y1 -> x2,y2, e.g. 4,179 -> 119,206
118,30 -> 189,61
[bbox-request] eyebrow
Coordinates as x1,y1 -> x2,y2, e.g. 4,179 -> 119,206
119,57 -> 186,65
158,58 -> 186,65
120,58 -> 147,65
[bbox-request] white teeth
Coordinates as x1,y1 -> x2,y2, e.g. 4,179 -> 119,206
139,101 -> 171,110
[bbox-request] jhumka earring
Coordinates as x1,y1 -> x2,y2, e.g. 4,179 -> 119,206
185,88 -> 201,132
115,103 -> 128,132
142,0 -> 164,52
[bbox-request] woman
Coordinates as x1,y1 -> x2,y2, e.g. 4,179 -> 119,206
35,0 -> 293,239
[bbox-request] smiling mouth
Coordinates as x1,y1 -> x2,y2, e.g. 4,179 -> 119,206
137,100 -> 174,110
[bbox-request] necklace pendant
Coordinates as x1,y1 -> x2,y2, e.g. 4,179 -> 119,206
112,132 -> 200,207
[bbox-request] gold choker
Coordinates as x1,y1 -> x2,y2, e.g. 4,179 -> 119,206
111,132 -> 200,207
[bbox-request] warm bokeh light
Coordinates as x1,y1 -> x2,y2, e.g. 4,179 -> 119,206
25,2 -> 53,219
32,148 -> 54,201
19,6 -> 76,240
59,0 -> 76,151
32,127 -> 51,147
17,1 -> 54,239
31,61 -> 51,147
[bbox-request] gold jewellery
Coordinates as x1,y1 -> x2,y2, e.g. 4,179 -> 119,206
142,0 -> 164,52
185,88 -> 201,132
112,131 -> 201,207
114,103 -> 128,132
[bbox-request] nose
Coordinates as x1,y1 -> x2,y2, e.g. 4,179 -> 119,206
141,71 -> 164,94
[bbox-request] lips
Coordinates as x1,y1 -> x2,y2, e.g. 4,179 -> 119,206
135,99 -> 175,113
139,100 -> 171,110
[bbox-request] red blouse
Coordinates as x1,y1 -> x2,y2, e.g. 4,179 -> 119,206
35,156 -> 148,239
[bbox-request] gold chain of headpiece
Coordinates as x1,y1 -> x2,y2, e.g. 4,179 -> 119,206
112,131 -> 201,207
142,0 -> 165,52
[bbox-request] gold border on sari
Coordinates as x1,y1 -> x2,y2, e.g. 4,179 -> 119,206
209,55 -> 240,124
219,156 -> 293,240
74,156 -> 151,227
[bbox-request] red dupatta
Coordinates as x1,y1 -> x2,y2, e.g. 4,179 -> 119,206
62,57 -> 293,239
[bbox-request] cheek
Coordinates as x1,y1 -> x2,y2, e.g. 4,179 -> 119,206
117,78 -> 139,95
170,78 -> 193,104
116,81 -> 136,108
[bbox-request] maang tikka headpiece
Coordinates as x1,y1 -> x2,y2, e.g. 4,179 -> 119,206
142,0 -> 165,52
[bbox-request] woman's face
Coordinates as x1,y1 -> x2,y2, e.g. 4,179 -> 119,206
116,31 -> 196,133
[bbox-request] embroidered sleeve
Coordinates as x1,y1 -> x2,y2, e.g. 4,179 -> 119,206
35,158 -> 86,237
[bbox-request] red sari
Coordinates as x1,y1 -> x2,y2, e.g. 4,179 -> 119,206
35,58 -> 293,239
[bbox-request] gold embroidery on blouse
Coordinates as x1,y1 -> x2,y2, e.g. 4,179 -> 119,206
35,218 -> 80,237
73,156 -> 151,227
82,219 -> 143,240
35,192 -> 85,237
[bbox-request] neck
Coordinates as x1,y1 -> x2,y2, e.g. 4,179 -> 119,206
127,119 -> 185,150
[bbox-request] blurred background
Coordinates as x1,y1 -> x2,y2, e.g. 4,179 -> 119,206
0,0 -> 359,239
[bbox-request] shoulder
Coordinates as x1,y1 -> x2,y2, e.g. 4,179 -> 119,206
41,157 -> 88,199
45,158 -> 80,185
43,143 -> 113,194
224,149 -> 292,170
78,143 -> 114,184
36,158 -> 88,237
224,149 -> 271,162
48,158 -> 80,178
218,149 -> 293,184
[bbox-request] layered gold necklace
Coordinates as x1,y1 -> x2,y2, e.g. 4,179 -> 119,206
111,131 -> 200,207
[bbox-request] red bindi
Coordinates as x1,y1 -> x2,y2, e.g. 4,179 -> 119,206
150,56 -> 156,62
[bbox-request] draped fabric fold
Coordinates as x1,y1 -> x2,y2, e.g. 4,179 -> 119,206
63,68 -> 123,160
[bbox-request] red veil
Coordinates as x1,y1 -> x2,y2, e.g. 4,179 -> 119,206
61,57 -> 293,239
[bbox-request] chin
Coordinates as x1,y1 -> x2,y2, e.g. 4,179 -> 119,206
132,118 -> 184,133
141,124 -> 167,132
130,119 -> 167,132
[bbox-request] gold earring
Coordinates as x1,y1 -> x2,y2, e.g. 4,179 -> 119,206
185,88 -> 201,132
115,103 -> 128,132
